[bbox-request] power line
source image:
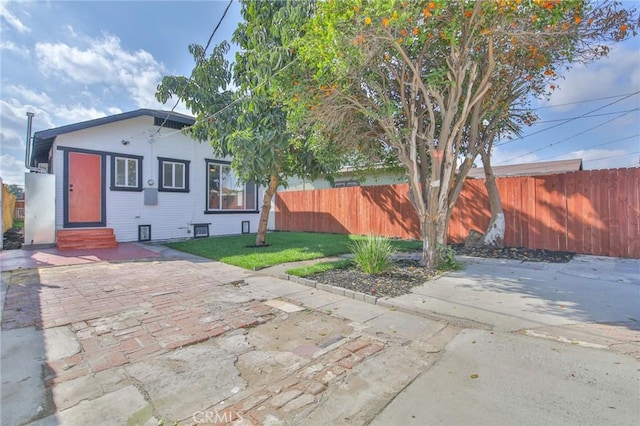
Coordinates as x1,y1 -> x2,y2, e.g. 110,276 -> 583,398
151,57 -> 300,141
583,151 -> 640,162
531,91 -> 640,110
536,133 -> 640,161
155,0 -> 234,134
495,110 -> 638,164
496,91 -> 640,147
531,108 -> 639,124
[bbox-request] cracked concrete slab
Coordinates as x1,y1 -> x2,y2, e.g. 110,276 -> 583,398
125,344 -> 245,422
246,310 -> 354,353
363,309 -> 448,341
48,367 -> 129,411
43,326 -> 82,361
32,385 -> 149,426
236,351 -> 307,387
264,299 -> 306,313
372,329 -> 640,426
296,344 -> 440,425
1,327 -> 47,426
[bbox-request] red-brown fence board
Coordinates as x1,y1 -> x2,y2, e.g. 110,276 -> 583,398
629,169 -> 640,257
275,168 -> 640,258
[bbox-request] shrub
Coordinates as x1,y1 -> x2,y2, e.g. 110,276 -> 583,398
349,235 -> 396,275
436,244 -> 463,271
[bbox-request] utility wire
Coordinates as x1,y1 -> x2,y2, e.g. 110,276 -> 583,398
531,91 -> 640,110
531,108 -> 639,124
155,0 -> 234,134
583,151 -> 640,162
151,57 -> 300,141
496,110 -> 638,164
536,133 -> 640,162
496,91 -> 640,147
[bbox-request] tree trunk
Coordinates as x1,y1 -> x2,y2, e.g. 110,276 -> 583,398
419,214 -> 439,269
479,149 -> 504,248
255,174 -> 279,246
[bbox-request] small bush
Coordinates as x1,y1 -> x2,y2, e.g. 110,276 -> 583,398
349,235 -> 396,275
436,244 -> 463,271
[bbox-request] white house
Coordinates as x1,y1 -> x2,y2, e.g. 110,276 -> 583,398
27,109 -> 263,249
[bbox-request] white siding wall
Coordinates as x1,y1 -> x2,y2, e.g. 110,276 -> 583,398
53,116 -> 263,242
284,172 -> 405,191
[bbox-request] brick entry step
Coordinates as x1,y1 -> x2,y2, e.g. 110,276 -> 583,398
56,229 -> 118,250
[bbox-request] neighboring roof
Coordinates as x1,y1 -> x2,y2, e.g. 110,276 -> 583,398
31,109 -> 195,164
466,158 -> 583,179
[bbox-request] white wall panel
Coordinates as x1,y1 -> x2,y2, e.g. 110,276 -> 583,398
52,115 -> 263,242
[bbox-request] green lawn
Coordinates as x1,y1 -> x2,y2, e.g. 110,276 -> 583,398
165,231 -> 421,270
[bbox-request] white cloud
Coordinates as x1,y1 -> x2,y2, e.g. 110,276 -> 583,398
5,85 -> 53,108
543,44 -> 640,112
490,144 -> 541,166
0,98 -> 53,152
53,105 -> 111,123
0,86 -> 123,187
3,85 -> 120,124
0,40 -> 29,57
0,154 -> 27,186
0,2 -> 30,34
556,148 -> 635,170
35,33 -> 166,108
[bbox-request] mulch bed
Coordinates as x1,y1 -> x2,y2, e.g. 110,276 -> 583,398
2,228 -> 23,250
307,245 -> 575,298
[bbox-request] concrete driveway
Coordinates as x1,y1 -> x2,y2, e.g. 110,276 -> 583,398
1,246 -> 639,425
374,255 -> 640,426
384,255 -> 640,354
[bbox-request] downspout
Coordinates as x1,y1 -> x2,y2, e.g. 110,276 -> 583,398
24,112 -> 34,169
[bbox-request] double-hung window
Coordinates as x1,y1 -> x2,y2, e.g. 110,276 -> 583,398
158,157 -> 189,192
207,160 -> 257,212
110,154 -> 143,191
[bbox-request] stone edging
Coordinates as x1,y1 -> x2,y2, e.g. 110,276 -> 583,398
277,268 -> 453,321
280,273 -> 380,305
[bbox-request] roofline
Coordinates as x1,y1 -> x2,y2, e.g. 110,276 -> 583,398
30,109 -> 196,166
33,109 -> 195,140
465,158 -> 584,179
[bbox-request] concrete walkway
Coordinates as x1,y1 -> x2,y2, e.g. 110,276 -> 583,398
1,245 -> 638,425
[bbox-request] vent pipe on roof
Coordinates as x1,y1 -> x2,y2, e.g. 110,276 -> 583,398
24,112 -> 35,169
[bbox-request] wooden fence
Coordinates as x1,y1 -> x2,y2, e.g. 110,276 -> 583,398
275,168 -> 640,258
2,184 -> 16,232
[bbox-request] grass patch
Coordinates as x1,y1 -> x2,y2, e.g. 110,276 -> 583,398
286,259 -> 353,277
165,231 -> 420,270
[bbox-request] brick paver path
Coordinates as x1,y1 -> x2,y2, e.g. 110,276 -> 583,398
2,259 -> 391,424
2,260 -> 275,385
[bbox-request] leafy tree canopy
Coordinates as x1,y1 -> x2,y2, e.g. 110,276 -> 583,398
287,0 -> 637,266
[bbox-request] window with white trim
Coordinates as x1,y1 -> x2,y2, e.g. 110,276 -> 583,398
110,154 -> 142,191
158,157 -> 189,192
207,161 -> 257,212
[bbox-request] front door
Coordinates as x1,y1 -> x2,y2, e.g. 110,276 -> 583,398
64,150 -> 106,227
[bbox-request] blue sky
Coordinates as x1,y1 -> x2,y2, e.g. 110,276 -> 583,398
1,0 -> 639,187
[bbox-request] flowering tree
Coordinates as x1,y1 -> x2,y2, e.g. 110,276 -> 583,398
156,1 -> 342,246
288,0 -> 637,267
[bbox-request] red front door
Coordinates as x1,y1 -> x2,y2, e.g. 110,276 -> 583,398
66,151 -> 104,226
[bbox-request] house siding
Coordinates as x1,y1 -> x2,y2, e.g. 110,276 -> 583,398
52,116 -> 263,242
284,172 -> 405,191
